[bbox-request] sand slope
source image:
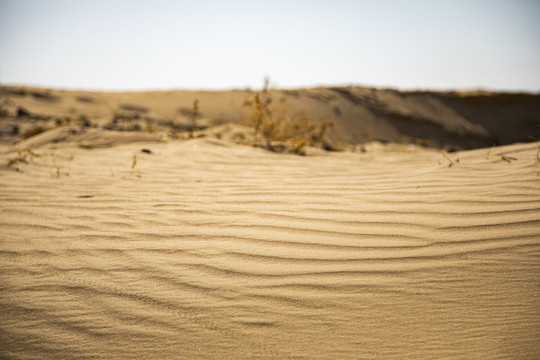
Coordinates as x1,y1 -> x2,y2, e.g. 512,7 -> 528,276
2,85 -> 539,150
1,132 -> 539,358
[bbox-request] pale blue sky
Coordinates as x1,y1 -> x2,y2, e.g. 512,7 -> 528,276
1,0 -> 539,91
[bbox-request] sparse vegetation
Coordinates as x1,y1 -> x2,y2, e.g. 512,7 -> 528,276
6,148 -> 70,177
441,152 -> 459,167
244,77 -> 337,155
130,154 -> 137,176
7,148 -> 42,168
501,154 -> 517,163
1,82 -> 339,155
251,77 -> 271,143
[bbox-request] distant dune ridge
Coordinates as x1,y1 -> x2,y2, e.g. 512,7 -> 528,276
1,85 -> 539,150
0,85 -> 539,359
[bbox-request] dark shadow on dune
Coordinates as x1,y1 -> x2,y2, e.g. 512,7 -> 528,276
434,92 -> 540,147
327,87 -> 540,150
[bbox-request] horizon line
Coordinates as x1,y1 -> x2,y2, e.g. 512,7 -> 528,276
1,81 -> 539,95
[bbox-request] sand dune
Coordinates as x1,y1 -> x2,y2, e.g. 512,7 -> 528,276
2,85 -> 539,150
1,86 -> 540,359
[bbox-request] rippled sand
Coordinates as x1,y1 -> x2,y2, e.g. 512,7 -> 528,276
1,139 -> 539,359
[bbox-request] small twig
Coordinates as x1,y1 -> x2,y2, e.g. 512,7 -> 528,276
441,152 -> 456,167
130,154 -> 137,176
485,144 -> 496,160
501,155 -> 517,163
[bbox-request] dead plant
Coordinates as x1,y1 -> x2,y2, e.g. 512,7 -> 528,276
245,77 -> 337,154
441,152 -> 459,167
130,154 -> 137,176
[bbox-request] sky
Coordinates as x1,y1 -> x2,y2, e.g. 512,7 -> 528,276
0,0 -> 539,92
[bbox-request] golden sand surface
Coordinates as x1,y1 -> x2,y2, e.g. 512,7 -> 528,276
1,86 -> 539,359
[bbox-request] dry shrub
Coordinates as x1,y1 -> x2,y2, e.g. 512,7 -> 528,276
7,148 -> 42,168
245,77 -> 336,154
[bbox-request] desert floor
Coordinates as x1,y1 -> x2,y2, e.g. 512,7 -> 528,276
1,86 -> 539,359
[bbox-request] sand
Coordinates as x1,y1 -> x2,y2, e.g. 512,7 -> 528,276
1,86 -> 540,359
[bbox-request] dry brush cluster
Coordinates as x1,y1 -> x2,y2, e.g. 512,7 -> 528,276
243,77 -> 336,155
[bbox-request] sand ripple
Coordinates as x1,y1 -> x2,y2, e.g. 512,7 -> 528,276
1,141 -> 539,359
